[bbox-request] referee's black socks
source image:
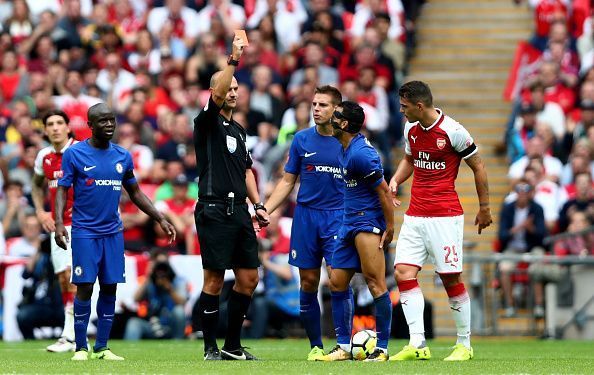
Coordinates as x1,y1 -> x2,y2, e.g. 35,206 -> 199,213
198,292 -> 220,351
224,290 -> 252,351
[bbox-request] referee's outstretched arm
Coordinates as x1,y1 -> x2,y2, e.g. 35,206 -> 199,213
209,36 -> 245,108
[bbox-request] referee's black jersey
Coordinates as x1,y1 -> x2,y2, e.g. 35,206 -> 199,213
193,96 -> 253,202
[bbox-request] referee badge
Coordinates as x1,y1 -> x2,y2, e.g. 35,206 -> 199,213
226,135 -> 237,153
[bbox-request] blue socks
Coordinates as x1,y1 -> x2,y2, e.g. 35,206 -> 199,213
331,289 -> 354,346
374,292 -> 392,350
73,297 -> 91,351
94,292 -> 116,351
300,290 -> 323,348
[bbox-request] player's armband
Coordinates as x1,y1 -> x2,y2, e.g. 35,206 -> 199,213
457,143 -> 477,159
362,170 -> 384,185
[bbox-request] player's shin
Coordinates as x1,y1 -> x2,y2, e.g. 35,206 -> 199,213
397,279 -> 426,348
330,289 -> 354,352
73,297 -> 91,351
62,291 -> 75,340
94,292 -> 116,351
198,292 -> 220,351
446,282 -> 471,348
374,292 -> 392,351
224,290 -> 252,351
300,290 -> 323,348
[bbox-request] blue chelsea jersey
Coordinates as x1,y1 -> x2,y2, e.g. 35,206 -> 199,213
58,140 -> 137,238
284,126 -> 344,210
339,134 -> 384,224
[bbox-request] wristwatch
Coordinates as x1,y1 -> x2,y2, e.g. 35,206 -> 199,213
254,202 -> 266,212
227,55 -> 239,66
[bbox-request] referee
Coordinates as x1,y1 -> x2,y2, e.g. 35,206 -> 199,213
193,35 -> 269,361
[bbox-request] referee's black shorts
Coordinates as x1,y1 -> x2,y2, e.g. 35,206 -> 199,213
194,201 -> 259,270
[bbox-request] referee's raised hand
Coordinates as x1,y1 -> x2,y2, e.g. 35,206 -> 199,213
231,34 -> 245,61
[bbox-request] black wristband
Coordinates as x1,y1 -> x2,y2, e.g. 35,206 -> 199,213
254,202 -> 266,212
227,55 -> 239,66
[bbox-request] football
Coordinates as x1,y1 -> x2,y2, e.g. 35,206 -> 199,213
351,329 -> 377,360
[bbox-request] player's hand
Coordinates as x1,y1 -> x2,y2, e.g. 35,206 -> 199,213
255,209 -> 270,227
379,227 -> 394,251
475,206 -> 493,234
36,210 -> 56,233
159,218 -> 177,244
231,35 -> 245,60
389,178 -> 401,207
251,214 -> 263,232
55,222 -> 69,250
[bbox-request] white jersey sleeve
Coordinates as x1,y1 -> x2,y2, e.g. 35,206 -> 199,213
444,119 -> 477,159
33,146 -> 51,176
403,122 -> 414,155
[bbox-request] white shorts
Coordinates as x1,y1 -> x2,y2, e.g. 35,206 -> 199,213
394,215 -> 464,274
50,225 -> 73,274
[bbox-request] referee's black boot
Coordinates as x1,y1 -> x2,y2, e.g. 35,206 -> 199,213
204,347 -> 222,360
221,347 -> 259,361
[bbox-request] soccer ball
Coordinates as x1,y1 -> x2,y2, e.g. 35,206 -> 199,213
351,330 -> 377,360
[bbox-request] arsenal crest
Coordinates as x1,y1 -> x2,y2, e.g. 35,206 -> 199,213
436,138 -> 446,150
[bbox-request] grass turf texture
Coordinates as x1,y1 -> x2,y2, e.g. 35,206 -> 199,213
1,338 -> 593,374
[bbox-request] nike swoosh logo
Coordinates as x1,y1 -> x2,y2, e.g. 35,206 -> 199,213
103,314 -> 114,318
83,166 -> 96,171
203,310 -> 219,314
74,313 -> 88,317
221,349 -> 246,360
304,152 -> 316,157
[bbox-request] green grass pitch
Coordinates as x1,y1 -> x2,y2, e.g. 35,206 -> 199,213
1,338 -> 593,374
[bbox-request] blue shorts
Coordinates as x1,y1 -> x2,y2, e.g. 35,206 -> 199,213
289,205 -> 342,269
71,232 -> 125,284
332,216 -> 386,272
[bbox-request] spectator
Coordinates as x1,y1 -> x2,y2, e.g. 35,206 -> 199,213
0,49 -> 29,104
16,238 -> 64,339
508,135 -> 563,185
7,213 -> 43,257
497,178 -> 547,317
96,52 -> 136,107
0,180 -> 34,239
154,160 -> 198,201
195,0 -> 245,39
3,0 -> 33,46
558,171 -> 594,232
147,0 -> 200,49
154,174 -> 196,254
116,122 -> 154,182
509,102 -> 539,162
55,0 -> 91,50
185,33 -> 225,90
156,113 -> 191,162
246,0 -> 306,54
287,41 -> 338,97
53,70 -> 102,140
127,29 -> 163,76
124,252 -> 187,340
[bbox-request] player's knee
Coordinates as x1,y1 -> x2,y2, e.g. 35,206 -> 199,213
76,283 -> 94,301
394,268 -> 415,282
237,272 -> 259,292
300,275 -> 320,293
203,277 -> 224,294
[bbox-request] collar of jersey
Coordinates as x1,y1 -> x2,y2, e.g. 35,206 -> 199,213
419,108 -> 444,132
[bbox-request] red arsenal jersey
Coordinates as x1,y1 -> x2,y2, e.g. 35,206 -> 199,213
33,138 -> 77,226
404,110 -> 477,217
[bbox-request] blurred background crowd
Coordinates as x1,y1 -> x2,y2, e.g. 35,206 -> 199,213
0,0 -> 424,341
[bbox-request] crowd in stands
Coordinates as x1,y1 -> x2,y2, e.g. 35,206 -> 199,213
499,0 -> 594,320
0,0 -> 425,340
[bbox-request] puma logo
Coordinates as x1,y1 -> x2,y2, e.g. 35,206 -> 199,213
411,135 -> 417,144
